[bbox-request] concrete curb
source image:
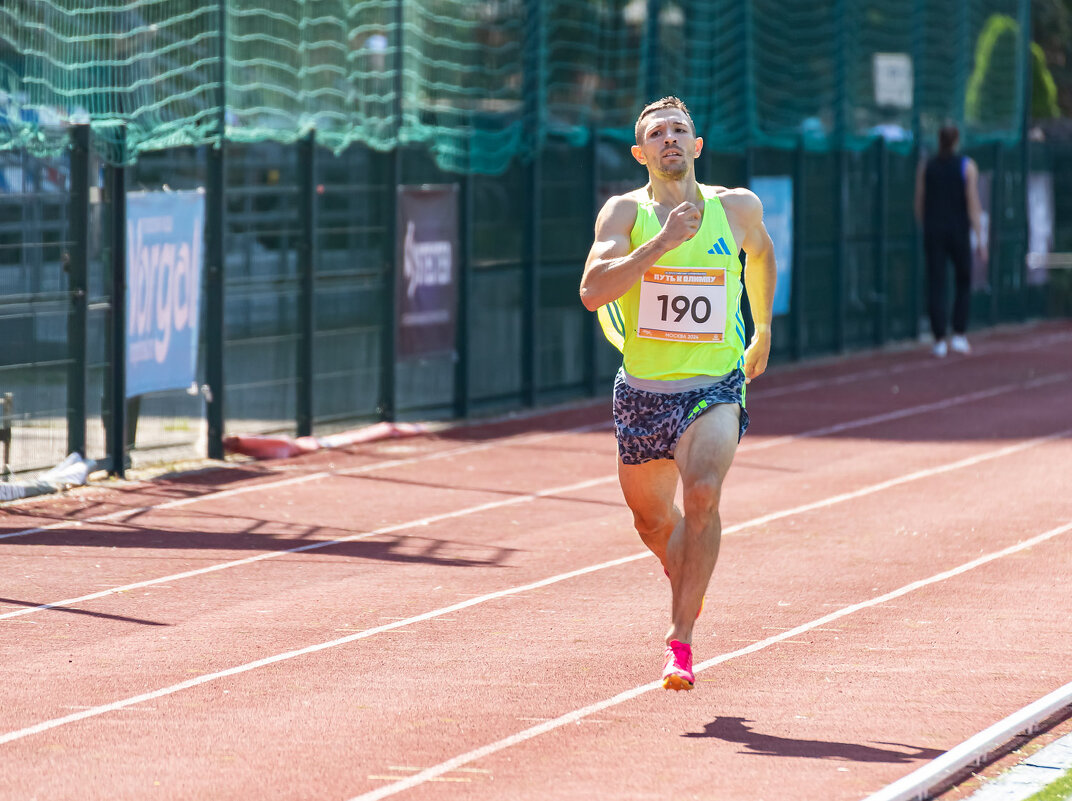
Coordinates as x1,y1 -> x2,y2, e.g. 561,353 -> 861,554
863,681 -> 1072,801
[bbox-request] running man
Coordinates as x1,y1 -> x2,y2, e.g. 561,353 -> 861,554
579,97 -> 776,691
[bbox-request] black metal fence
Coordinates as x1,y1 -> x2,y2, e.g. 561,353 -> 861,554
1,127 -> 1069,478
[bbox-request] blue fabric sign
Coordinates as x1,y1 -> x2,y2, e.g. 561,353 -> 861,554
125,191 -> 205,397
749,176 -> 793,318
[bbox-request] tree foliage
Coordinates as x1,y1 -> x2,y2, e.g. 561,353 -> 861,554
966,13 -> 1060,125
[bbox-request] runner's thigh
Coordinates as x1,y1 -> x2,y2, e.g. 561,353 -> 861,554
618,458 -> 680,525
675,402 -> 741,487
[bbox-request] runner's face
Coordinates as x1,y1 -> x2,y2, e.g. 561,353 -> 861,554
633,110 -> 697,179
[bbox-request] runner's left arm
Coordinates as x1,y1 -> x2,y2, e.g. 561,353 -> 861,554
735,191 -> 777,383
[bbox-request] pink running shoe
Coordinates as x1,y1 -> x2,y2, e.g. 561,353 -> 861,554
662,640 -> 695,691
663,567 -> 704,620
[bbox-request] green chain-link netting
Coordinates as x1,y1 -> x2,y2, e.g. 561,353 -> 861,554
0,0 -> 1030,170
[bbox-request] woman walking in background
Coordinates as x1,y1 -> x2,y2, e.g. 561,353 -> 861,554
915,124 -> 988,357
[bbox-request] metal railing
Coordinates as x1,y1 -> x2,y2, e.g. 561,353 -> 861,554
1,126 -> 1069,480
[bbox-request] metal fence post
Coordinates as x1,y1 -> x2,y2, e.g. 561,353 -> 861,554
791,134 -> 806,360
66,124 -> 91,458
1,394 -> 12,479
105,130 -> 127,478
833,0 -> 848,354
585,125 -> 600,397
740,147 -> 755,347
520,0 -> 544,408
874,135 -> 889,346
453,172 -> 473,419
381,183 -> 398,423
205,0 -> 228,459
909,0 -> 925,341
521,155 -> 541,408
380,0 -> 404,423
297,130 -> 317,437
990,141 -> 1004,324
834,148 -> 848,353
1018,0 -> 1032,323
644,0 -> 661,101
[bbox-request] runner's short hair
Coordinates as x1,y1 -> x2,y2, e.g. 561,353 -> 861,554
635,96 -> 696,144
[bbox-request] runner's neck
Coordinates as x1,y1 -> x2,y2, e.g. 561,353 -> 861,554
646,177 -> 703,211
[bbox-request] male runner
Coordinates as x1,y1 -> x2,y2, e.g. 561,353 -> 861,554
579,97 -> 776,691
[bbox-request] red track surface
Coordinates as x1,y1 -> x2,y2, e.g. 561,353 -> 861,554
3,321 -> 1071,801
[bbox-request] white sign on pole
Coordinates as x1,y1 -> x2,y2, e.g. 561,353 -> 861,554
874,53 -> 913,110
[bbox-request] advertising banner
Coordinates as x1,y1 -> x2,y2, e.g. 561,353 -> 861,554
396,185 -> 459,358
749,176 -> 793,317
1026,172 -> 1054,285
125,190 -> 205,397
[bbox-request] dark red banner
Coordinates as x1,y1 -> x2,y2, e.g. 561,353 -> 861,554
395,184 -> 459,358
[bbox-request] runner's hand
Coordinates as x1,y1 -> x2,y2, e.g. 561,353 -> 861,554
658,202 -> 702,250
743,327 -> 771,384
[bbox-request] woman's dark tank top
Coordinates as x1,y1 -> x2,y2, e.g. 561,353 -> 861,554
923,154 -> 970,233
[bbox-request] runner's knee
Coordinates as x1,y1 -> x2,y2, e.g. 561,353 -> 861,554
632,506 -> 677,539
682,475 -> 723,519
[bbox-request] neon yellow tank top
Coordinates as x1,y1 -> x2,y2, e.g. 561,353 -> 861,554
596,184 -> 746,380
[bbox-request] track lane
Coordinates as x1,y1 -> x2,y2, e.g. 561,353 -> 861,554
3,352 -> 1068,622
3,322 -> 1066,538
3,437 -> 1069,800
2,372 -> 1070,734
4,401 -> 1067,797
2,322 -> 1070,801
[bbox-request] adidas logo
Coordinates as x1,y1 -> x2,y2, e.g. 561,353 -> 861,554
708,237 -> 731,256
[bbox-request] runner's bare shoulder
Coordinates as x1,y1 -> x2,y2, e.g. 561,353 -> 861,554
713,186 -> 760,207
596,190 -> 642,233
714,186 -> 762,220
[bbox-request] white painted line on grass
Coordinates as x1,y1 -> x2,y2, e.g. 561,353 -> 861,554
347,519 -> 1072,801
2,429 -> 1069,745
863,680 -> 1072,801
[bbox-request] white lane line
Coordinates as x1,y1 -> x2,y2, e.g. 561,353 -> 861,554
2,374 -> 1069,623
3,329 -> 1066,544
0,550 -> 647,747
1,428 -> 1068,744
0,475 -> 613,621
756,329 -> 1072,399
0,424 -> 609,542
750,372 -> 1069,452
5,324 -> 1064,544
347,519 -> 1072,801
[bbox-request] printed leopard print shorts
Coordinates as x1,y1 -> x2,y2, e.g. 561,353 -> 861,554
612,368 -> 749,465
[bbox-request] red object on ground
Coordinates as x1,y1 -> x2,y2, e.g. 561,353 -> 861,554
223,421 -> 428,460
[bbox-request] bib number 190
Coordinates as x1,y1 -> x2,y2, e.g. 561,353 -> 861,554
637,266 -> 726,342
657,294 -> 711,324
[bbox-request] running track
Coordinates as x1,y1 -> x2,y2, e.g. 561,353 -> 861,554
2,321 -> 1071,801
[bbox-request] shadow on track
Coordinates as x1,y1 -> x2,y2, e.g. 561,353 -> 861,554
683,716 -> 945,763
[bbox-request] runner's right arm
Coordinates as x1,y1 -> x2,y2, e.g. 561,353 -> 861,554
579,195 -> 700,311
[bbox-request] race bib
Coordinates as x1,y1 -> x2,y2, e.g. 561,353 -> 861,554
637,266 -> 726,342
